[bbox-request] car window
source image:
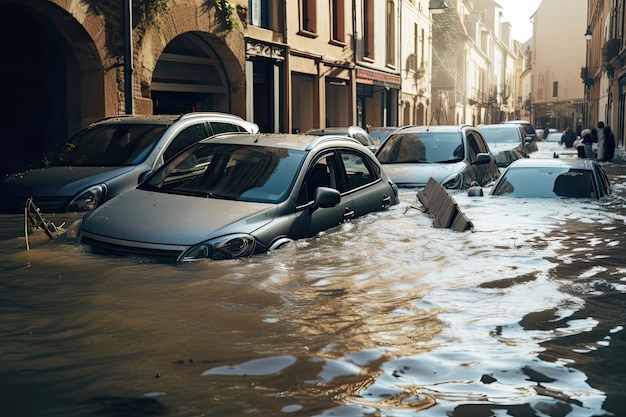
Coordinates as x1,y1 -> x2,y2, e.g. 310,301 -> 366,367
493,167 -> 595,198
50,123 -> 169,167
377,132 -> 462,163
298,154 -> 337,205
162,123 -> 208,161
479,127 -> 521,144
594,164 -> 611,197
142,143 -> 306,204
211,122 -> 245,135
465,132 -> 483,161
338,150 -> 378,191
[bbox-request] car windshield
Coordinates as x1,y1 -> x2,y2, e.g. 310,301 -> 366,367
492,167 -> 596,198
376,132 -> 464,163
480,127 -> 520,144
46,123 -> 169,167
140,143 -> 306,204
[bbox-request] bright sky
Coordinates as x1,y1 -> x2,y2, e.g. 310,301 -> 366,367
498,0 -> 543,42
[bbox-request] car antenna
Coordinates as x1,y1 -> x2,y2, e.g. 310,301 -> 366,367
426,111 -> 436,131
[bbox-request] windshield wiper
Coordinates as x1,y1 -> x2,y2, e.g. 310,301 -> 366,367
208,192 -> 237,200
397,159 -> 427,163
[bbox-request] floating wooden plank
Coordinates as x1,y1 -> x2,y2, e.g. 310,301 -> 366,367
417,177 -> 474,232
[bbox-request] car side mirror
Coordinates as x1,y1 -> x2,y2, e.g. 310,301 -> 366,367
138,170 -> 153,184
467,185 -> 484,197
473,153 -> 491,165
311,187 -> 341,211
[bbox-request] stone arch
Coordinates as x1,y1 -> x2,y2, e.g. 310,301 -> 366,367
133,2 -> 246,117
147,31 -> 246,116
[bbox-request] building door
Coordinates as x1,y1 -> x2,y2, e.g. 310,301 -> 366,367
152,33 -> 230,114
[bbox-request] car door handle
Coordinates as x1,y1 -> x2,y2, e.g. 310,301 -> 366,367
381,194 -> 392,208
344,207 -> 355,219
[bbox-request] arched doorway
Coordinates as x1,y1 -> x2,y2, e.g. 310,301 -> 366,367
0,2 -> 104,174
151,33 -> 232,114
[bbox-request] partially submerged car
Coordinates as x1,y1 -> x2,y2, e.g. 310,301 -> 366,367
305,126 -> 380,153
78,133 -> 400,262
0,113 -> 259,214
478,124 -> 530,167
468,158 -> 611,199
375,125 -> 499,189
504,120 -> 539,152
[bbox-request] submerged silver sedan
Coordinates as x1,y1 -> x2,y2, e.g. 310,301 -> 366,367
78,133 -> 400,262
468,158 -> 611,199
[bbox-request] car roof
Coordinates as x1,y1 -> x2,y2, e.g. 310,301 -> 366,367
305,126 -> 367,135
200,132 -> 362,151
479,124 -> 521,129
506,157 -> 596,170
390,125 -> 467,133
87,112 -> 253,127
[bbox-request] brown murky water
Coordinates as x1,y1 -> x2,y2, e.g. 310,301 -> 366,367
1,142 -> 625,416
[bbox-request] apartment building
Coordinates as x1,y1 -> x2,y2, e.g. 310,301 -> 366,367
530,0 -> 586,132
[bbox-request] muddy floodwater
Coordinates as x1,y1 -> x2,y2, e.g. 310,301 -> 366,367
1,142 -> 625,417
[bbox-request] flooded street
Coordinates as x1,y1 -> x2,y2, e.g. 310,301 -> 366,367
1,141 -> 625,417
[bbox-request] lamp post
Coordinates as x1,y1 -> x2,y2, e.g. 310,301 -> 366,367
584,25 -> 592,128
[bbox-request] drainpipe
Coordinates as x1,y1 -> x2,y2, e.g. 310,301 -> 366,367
124,0 -> 134,114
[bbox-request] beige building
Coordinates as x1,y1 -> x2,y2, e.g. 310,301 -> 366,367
530,0 -> 586,132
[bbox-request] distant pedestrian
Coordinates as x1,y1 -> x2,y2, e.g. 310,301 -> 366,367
602,125 -> 616,162
597,121 -> 607,161
576,118 -> 583,137
576,129 -> 596,158
561,126 -> 577,148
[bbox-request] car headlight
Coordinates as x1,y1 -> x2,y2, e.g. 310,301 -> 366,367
66,185 -> 106,212
178,234 -> 258,262
441,173 -> 463,189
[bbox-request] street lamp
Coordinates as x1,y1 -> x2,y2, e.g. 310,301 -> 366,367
429,0 -> 449,15
584,25 -> 592,128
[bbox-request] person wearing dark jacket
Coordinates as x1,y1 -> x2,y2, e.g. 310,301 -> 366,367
561,127 -> 577,148
600,125 -> 616,162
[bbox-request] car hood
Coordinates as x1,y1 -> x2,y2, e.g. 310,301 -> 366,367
0,166 -> 136,196
381,161 -> 465,186
80,189 -> 277,245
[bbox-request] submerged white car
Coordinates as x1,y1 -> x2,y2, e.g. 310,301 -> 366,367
375,125 -> 500,189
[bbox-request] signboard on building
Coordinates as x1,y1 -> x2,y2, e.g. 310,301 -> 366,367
356,68 -> 401,88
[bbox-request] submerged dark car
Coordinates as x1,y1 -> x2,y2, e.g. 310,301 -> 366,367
468,158 -> 611,199
504,120 -> 539,152
478,124 -> 530,167
375,125 -> 500,189
78,133 -> 400,262
0,113 -> 259,214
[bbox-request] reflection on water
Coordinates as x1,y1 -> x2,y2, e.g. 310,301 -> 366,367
1,142 -> 625,416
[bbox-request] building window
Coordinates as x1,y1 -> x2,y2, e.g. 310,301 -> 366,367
552,81 -> 558,97
386,0 -> 395,66
300,0 -> 317,34
331,0 -> 345,43
248,0 -> 270,28
364,0 -> 374,59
